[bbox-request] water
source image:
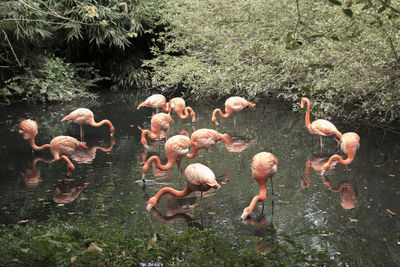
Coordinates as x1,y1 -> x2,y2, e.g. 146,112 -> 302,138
0,92 -> 399,265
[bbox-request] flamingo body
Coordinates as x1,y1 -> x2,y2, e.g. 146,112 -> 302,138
169,97 -> 196,122
61,108 -> 115,136
137,94 -> 169,112
187,129 -> 228,158
146,163 -> 221,210
49,136 -> 88,172
241,152 -> 278,220
211,96 -> 255,126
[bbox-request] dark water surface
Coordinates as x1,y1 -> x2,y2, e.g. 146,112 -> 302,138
0,92 -> 399,265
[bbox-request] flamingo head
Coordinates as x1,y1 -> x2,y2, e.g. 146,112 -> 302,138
300,98 -> 309,109
19,119 -> 38,140
240,208 -> 250,221
146,197 -> 157,211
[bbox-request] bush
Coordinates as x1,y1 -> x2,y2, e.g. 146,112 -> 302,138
144,0 -> 400,125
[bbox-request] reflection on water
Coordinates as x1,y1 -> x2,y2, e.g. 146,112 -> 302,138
0,91 -> 399,265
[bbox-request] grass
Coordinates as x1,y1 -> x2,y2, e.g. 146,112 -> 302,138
0,213 -> 337,266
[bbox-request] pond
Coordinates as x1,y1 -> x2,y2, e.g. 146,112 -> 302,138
0,91 -> 399,265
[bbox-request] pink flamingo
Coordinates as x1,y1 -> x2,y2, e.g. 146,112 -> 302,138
36,136 -> 88,175
146,163 -> 221,210
186,128 -> 229,159
19,119 -> 50,151
138,113 -> 174,148
168,97 -> 196,122
211,96 -> 255,126
137,94 -> 170,113
241,152 -> 278,220
141,135 -> 195,181
300,97 -> 342,148
321,132 -> 360,175
61,108 -> 115,140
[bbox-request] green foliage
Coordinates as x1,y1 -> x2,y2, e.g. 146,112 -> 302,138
0,0 -> 161,102
3,55 -> 98,102
144,0 -> 400,125
0,216 -> 336,266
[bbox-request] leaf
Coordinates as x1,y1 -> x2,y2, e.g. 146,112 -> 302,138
86,243 -> 103,255
147,234 -> 157,250
208,211 -> 216,215
286,32 -> 294,43
328,0 -> 342,6
330,35 -> 339,41
384,209 -> 396,216
17,219 -> 29,224
342,9 -> 353,18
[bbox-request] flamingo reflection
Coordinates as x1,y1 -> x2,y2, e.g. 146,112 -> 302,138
243,215 -> 277,256
223,133 -> 255,153
302,154 -> 337,188
53,181 -> 89,204
148,193 -> 203,229
71,138 -> 115,164
21,157 -> 51,187
322,178 -> 358,210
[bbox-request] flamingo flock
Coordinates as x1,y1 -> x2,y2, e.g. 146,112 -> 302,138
18,94 -> 360,220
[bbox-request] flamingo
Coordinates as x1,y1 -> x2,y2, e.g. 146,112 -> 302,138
61,108 -> 115,140
19,119 -> 50,151
186,128 -> 229,159
321,132 -> 360,175
300,97 -> 342,148
36,136 -> 87,175
141,135 -> 195,181
138,113 -> 174,148
146,163 -> 221,210
211,96 -> 255,127
137,94 -> 170,113
168,97 -> 196,123
241,152 -> 278,220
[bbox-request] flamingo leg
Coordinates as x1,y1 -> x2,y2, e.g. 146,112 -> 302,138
233,116 -> 237,128
80,125 -> 84,142
319,136 -> 323,151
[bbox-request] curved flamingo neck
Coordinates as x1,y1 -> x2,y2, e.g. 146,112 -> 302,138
153,186 -> 192,200
324,154 -> 355,170
28,138 -> 50,151
219,134 -> 229,145
212,109 -> 231,123
89,119 -> 115,133
177,109 -> 189,119
141,130 -> 159,145
244,179 -> 268,216
186,145 -> 198,159
162,104 -> 170,113
142,156 -> 176,173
